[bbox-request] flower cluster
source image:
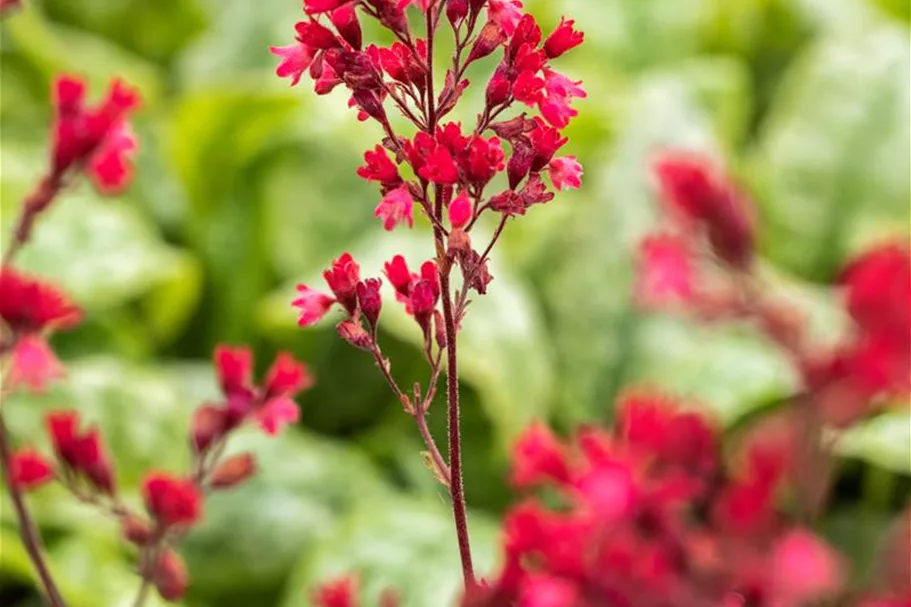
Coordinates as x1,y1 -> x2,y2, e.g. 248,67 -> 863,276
467,392 -> 847,607
0,267 -> 82,391
8,346 -> 311,602
639,152 -> 910,427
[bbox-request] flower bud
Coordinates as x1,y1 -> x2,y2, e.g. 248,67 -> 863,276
152,549 -> 189,602
468,21 -> 506,65
121,515 -> 154,546
209,452 -> 257,489
446,0 -> 468,26
356,278 -> 383,328
337,319 -> 374,351
191,404 -> 226,454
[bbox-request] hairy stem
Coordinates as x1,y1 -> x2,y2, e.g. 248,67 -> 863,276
0,412 -> 67,607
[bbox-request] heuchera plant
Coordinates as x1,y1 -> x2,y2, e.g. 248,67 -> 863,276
2,2 -> 910,607
272,0 -> 585,593
0,75 -> 312,605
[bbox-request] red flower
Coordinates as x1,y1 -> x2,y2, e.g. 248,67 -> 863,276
313,575 -> 358,607
517,574 -> 579,607
374,185 -> 415,231
215,345 -> 254,397
295,19 -> 340,50
636,233 -> 694,307
356,278 -> 383,327
384,255 -> 413,297
418,144 -> 460,184
142,473 -> 202,528
513,71 -> 545,106
448,191 -> 473,230
0,267 -> 82,333
547,156 -> 582,191
256,396 -> 301,436
293,285 -> 337,327
488,0 -> 524,36
51,75 -> 140,192
653,153 -> 755,267
357,145 -> 401,185
7,335 -> 65,393
840,243 -> 910,342
769,530 -> 844,606
538,69 -> 586,129
46,410 -> 116,494
510,422 -> 569,489
323,253 -> 361,315
9,449 -> 55,490
270,43 -> 315,86
264,352 -> 313,399
464,136 -> 505,185
544,18 -> 584,59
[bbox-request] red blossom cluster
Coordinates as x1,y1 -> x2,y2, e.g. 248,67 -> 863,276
468,392 -> 846,607
7,346 -> 311,602
638,152 -> 910,427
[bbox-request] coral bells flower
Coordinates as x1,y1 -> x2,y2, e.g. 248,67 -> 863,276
8,335 -> 66,393
9,449 -> 55,491
358,145 -> 401,186
293,285 -> 337,327
211,346 -> 310,437
488,0 -> 524,36
769,529 -> 844,606
840,242 -> 911,342
636,233 -> 695,307
142,473 -> 202,529
52,75 -> 140,193
0,267 -> 82,333
313,575 -> 358,607
270,43 -> 315,86
544,19 -> 584,59
449,191 -> 473,230
538,70 -> 586,129
653,152 -> 755,267
510,422 -> 569,488
46,410 -> 116,494
547,156 -> 582,191
374,185 -> 415,231
324,252 -> 361,314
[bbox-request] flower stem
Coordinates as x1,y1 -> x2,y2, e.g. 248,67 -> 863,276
0,412 -> 67,607
439,265 -> 475,587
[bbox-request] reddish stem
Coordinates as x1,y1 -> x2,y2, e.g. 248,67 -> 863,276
0,413 -> 68,607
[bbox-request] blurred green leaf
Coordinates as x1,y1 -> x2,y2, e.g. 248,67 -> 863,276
40,0 -> 206,64
835,410 -> 911,475
281,496 -> 499,607
259,229 -> 555,446
183,429 -> 392,602
750,21 -> 911,280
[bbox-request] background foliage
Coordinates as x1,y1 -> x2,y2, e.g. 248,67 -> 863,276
1,0 -> 909,605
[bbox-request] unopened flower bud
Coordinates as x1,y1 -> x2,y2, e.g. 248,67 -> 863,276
434,310 -> 447,350
468,21 -> 506,65
121,515 -> 154,546
191,404 -> 226,454
356,278 -> 383,328
447,0 -> 468,26
152,549 -> 189,602
337,319 -> 374,351
209,452 -> 257,489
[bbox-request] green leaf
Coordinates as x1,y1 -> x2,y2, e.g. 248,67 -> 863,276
835,410 -> 911,475
281,496 -> 499,607
167,88 -> 302,343
183,429 -> 392,601
259,228 -> 555,446
750,21 -> 911,281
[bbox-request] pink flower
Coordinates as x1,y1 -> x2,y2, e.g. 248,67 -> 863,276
292,285 -> 336,327
0,267 -> 82,332
449,191 -> 473,229
323,253 -> 361,314
264,351 -> 313,398
769,530 -> 844,606
539,69 -> 586,129
513,70 -> 545,106
313,575 -> 358,607
257,396 -> 301,436
518,574 -> 579,607
270,43 -> 315,86
10,449 -> 55,491
7,335 -> 65,393
357,145 -> 400,185
544,18 -> 584,59
51,76 -> 141,192
215,345 -> 254,396
374,185 -> 415,231
548,155 -> 582,191
510,422 -> 569,488
489,0 -> 524,37
636,233 -> 694,306
142,473 -> 202,528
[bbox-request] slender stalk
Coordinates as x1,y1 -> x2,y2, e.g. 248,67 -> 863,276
0,412 -> 67,607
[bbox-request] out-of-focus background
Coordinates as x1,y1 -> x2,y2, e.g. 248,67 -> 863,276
1,0 -> 909,605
